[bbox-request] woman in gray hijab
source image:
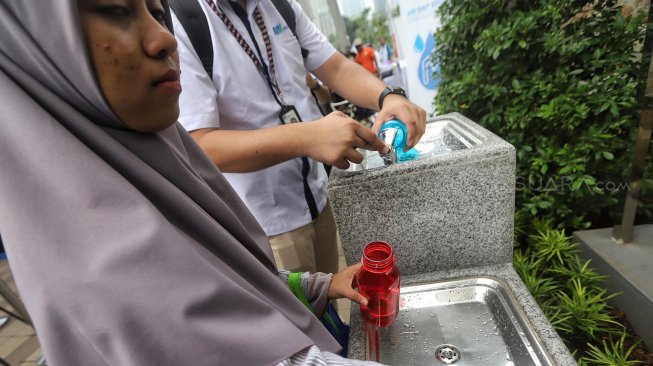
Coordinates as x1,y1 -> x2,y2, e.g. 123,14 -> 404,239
0,1 -> 382,365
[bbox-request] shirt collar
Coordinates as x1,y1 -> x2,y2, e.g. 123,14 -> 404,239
221,0 -> 261,15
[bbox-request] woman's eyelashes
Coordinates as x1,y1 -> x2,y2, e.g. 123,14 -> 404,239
149,8 -> 167,25
95,5 -> 131,21
93,3 -> 166,28
147,0 -> 167,25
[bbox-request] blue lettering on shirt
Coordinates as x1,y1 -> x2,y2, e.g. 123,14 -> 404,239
273,23 -> 288,35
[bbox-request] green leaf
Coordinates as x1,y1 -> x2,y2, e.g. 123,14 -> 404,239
560,165 -> 573,174
572,180 -> 583,191
602,152 -> 614,160
492,47 -> 500,60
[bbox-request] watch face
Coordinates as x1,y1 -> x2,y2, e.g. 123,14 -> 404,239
391,87 -> 406,96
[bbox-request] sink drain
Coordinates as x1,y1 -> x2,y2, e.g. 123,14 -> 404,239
435,344 -> 461,364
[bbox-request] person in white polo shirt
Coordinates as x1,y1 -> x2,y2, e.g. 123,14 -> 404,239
172,0 -> 426,274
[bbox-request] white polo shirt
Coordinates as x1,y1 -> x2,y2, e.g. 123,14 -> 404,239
172,0 -> 337,236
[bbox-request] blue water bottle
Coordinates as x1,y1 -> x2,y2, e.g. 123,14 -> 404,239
378,119 -> 408,151
378,119 -> 418,163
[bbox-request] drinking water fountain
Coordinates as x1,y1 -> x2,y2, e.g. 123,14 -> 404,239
328,113 -> 577,365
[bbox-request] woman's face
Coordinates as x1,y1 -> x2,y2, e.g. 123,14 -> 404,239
78,0 -> 181,132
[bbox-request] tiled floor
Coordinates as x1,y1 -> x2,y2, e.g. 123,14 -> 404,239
0,244 -> 353,365
0,260 -> 43,366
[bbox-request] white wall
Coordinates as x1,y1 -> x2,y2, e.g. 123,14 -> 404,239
387,0 -> 444,113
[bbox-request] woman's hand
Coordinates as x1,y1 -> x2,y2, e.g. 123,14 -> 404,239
328,263 -> 368,306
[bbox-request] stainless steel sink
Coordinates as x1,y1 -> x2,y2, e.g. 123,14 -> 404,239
349,118 -> 483,171
365,277 -> 554,365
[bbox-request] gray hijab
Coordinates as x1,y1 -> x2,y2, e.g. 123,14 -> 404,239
0,1 -> 339,365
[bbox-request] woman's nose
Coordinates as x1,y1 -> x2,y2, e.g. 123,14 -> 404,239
143,19 -> 177,59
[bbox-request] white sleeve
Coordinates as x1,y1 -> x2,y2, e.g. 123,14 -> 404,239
288,0 -> 337,72
171,10 -> 221,132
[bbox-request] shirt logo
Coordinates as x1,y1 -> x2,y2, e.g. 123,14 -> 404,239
272,23 -> 288,35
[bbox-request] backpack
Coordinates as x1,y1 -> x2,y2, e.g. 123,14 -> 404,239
169,0 -> 308,80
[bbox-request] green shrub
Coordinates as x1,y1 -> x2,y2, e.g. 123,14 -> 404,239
529,226 -> 579,265
434,0 -> 652,230
579,330 -> 643,365
513,224 -> 638,361
555,278 -> 621,342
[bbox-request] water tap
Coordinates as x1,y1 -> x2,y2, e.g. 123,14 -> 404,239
378,120 -> 408,165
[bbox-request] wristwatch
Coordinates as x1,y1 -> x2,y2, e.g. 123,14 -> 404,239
378,86 -> 406,109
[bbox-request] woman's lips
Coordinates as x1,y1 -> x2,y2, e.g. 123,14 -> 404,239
153,70 -> 181,93
154,80 -> 182,93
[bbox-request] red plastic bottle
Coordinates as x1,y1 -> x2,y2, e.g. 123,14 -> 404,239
357,241 -> 400,327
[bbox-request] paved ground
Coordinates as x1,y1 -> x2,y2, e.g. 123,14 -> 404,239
0,260 -> 43,365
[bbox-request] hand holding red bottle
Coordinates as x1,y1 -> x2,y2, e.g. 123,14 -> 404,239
328,263 -> 369,306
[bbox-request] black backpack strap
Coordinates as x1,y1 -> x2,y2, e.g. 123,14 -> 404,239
169,0 -> 214,79
270,0 -> 309,59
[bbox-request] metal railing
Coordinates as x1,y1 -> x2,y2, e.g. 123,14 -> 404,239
613,99 -> 653,243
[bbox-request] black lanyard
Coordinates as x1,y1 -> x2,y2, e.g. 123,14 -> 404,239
204,0 -> 286,107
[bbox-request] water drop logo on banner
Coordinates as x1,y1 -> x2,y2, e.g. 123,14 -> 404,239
389,0 -> 444,111
414,33 -> 439,90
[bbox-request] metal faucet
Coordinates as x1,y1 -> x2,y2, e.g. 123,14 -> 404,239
379,127 -> 399,165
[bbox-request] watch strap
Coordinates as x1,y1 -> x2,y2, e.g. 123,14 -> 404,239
378,86 -> 406,110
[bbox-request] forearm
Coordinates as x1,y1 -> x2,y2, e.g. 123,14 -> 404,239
190,124 -> 310,173
313,53 -> 387,111
278,270 -> 332,316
